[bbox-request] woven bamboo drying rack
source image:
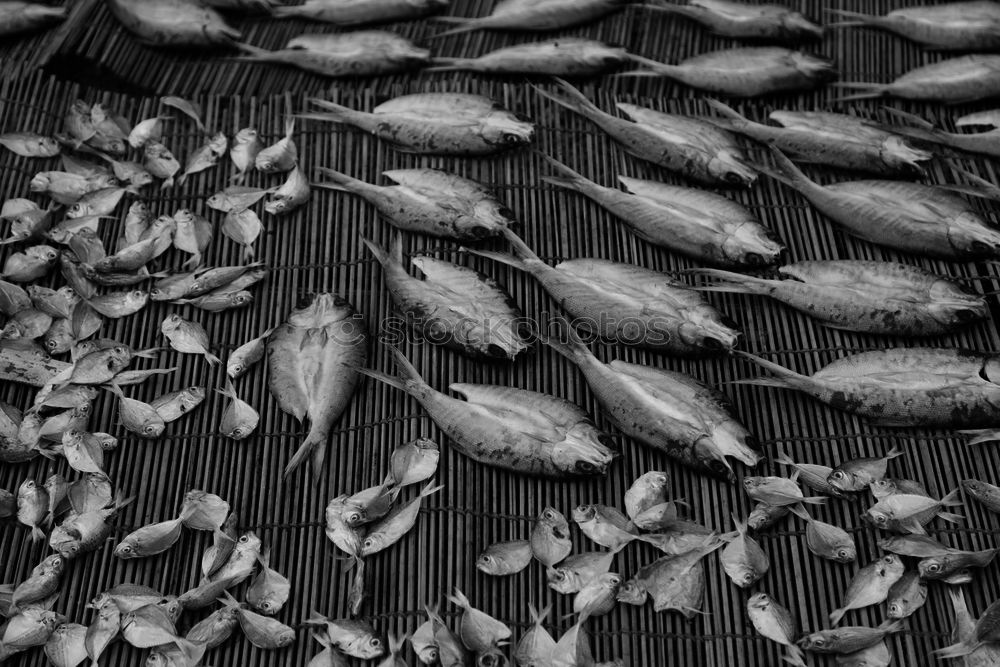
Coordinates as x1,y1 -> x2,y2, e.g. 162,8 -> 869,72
1,1 -> 1000,665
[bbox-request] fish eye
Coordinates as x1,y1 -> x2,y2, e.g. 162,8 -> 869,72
928,562 -> 941,573
832,471 -> 846,479
701,337 -> 724,351
143,425 -> 157,435
480,555 -> 492,563
363,538 -> 375,549
837,549 -> 849,559
814,639 -> 825,646
239,535 -> 250,543
883,555 -> 895,563
875,515 -> 887,524
744,252 -> 765,266
971,240 -> 992,253
551,570 -> 565,581
46,339 -> 58,349
576,460 -> 596,473
743,573 -> 755,584
120,544 -> 132,554
956,309 -> 979,323
543,510 -> 556,520
370,638 -> 381,647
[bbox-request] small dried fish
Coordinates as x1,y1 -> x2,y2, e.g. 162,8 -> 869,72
531,507 -> 572,567
306,613 -> 384,659
17,478 -> 48,541
221,207 -> 263,260
217,379 -> 259,440
178,489 -> 229,531
149,385 -> 205,423
829,447 -> 904,493
107,384 -> 165,438
128,116 -> 169,149
429,38 -> 630,76
229,128 -> 262,181
747,593 -> 806,667
360,482 -> 442,555
964,478 -> 1000,513
264,164 -> 310,215
114,517 -> 183,558
624,471 -> 670,521
161,313 -> 221,365
177,132 -> 227,185
653,0 -> 823,42
886,570 -> 927,619
828,555 -> 905,625
448,588 -> 511,655
720,515 -> 769,588
0,132 -> 60,158
799,620 -> 903,655
236,31 -> 430,78
573,504 -> 638,550
106,0 -> 240,46
172,208 -> 213,269
226,327 -> 273,379
255,119 -> 297,173
835,55 -> 1000,103
387,438 -> 439,487
273,0 -> 449,25
476,540 -> 533,576
143,141 -> 181,189
433,0 -> 630,36
246,547 -> 291,615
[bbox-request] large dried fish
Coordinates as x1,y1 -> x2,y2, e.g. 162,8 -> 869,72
707,100 -> 930,175
429,39 -> 630,76
829,2 -> 1000,50
835,55 -> 1000,103
433,0 -> 632,36
106,0 -> 240,46
736,348 -> 1000,429
302,93 -> 534,156
360,347 -> 615,477
688,261 -> 987,336
272,0 -> 450,25
267,293 -> 368,479
316,167 -> 514,240
0,2 -> 67,37
235,31 -> 430,77
535,79 -> 755,186
652,0 -> 822,42
540,155 -> 782,267
363,235 -> 528,359
471,227 -> 740,354
544,323 -> 760,479
619,47 -> 836,97
761,148 -> 1000,259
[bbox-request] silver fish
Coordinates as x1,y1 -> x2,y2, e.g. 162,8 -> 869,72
387,438 -> 439,487
0,132 -> 61,158
547,550 -> 615,594
941,588 -> 1000,663
620,46 -> 836,96
829,447 -> 904,493
433,0 -> 630,36
272,0 -> 449,25
720,515 -> 769,588
172,208 -> 213,269
161,313 -> 221,365
964,478 -> 1000,513
0,2 -> 66,37
473,226 -> 740,353
447,588 -> 510,655
707,100 -> 930,175
773,448 -> 845,497
836,54 -> 1000,103
864,489 -> 964,534
625,471 -> 670,521
360,348 -> 615,478
531,507 -> 572,567
306,614 -> 383,659
177,132 -> 227,185
217,379 -> 259,440
264,164 -> 310,215
143,141 -> 181,189
226,327 -> 274,379
106,0 -> 240,46
317,167 -> 514,239
429,38 -> 630,76
267,293 -> 368,479
150,386 -> 205,422
476,540 -> 533,576
236,31 -> 430,77
747,593 -> 806,667
542,155 -> 782,267
255,119 -> 297,173
829,1 -> 1000,50
799,620 -> 903,655
536,79 -> 755,186
229,128 -> 262,181
653,0 -> 823,41
114,517 -> 184,559
514,603 -> 557,667
764,148 -> 1000,259
691,261 -> 986,336
544,323 -> 760,479
886,570 -> 927,619
128,116 -> 169,149
303,93 -> 534,156
364,235 -> 527,359
618,541 -> 722,617
221,207 -> 262,260
737,348 -> 1000,428
828,555 -> 905,625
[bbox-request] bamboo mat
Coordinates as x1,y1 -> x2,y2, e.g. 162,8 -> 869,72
0,3 -> 998,666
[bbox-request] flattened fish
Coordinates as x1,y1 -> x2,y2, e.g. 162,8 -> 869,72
267,293 -> 368,479
235,31 -> 430,77
106,0 -> 240,46
653,0 -> 822,42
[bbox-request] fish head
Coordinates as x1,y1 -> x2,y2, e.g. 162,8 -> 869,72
482,112 -> 535,150
471,199 -> 516,236
616,580 -> 647,605
538,506 -> 568,534
832,542 -> 857,563
723,223 -> 785,268
926,280 -> 989,329
733,566 -> 761,588
869,479 -> 898,499
95,433 -> 118,451
917,556 -> 950,579
235,531 -> 262,554
129,170 -> 154,188
677,315 -> 740,354
553,423 -> 616,476
790,52 -> 837,84
961,479 -> 991,500
230,291 -> 254,307
477,650 -> 505,667
694,437 -> 736,481
879,553 -> 904,575
41,554 -> 65,574
707,153 -> 757,188
863,508 -> 891,528
546,567 -> 577,594
114,538 -> 140,559
827,468 -> 853,492
571,504 -> 597,524
797,631 -> 834,652
949,212 -> 1000,259
746,592 -> 772,611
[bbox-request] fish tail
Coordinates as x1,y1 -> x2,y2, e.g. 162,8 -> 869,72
730,512 -> 748,537
960,428 -> 1000,445
425,57 -> 469,72
621,54 -> 676,75
940,488 -> 964,507
315,166 -> 366,193
758,147 -> 815,191
878,619 -> 904,634
30,525 -> 45,542
935,640 -> 978,659
781,646 -> 808,667
824,9 -> 877,27
300,99 -> 359,126
282,427 -> 326,480
446,587 -> 470,609
427,17 -> 482,40
828,607 -> 846,626
539,318 -> 592,364
231,42 -> 272,61
788,503 -> 812,522
204,351 -> 222,367
881,106 -> 936,131
462,245 -> 528,272
800,495 -> 827,506
773,446 -> 796,468
360,236 -> 391,267
418,481 -> 444,499
829,82 -> 888,103
680,267 -> 773,296
704,99 -> 751,127
537,152 -> 597,194
729,350 -> 807,391
531,78 -> 606,121
528,601 -> 551,626
938,511 -> 964,524
884,445 -> 904,460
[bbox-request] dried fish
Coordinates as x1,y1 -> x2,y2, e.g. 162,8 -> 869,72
829,2 -> 1000,50
303,93 -> 534,156
473,226 -> 741,352
177,132 -> 227,185
226,327 -> 273,379
720,515 -> 769,588
246,547 -> 291,615
161,313 -> 220,365
799,620 -> 903,655
236,31 -> 430,77
828,447 -> 904,493
360,348 -> 615,478
544,322 -> 759,479
255,119 -> 297,173
306,613 -> 384,659
835,55 -> 1000,103
514,603 -> 557,666
828,555 -> 904,625
430,38 -> 630,76
653,0 -> 822,41
317,167 -> 514,239
387,438 -> 439,487
747,593 -> 806,667
149,386 -> 205,423
178,489 -> 229,531
964,478 -> 1000,513
114,517 -> 183,559
531,507 -> 572,567
217,379 -> 259,440
864,490 -> 963,534
360,482 -> 442,555
886,570 -> 927,619
106,0 -> 240,46
477,540 -> 533,576
142,141 -> 181,189
0,132 -> 60,158
434,0 -> 630,36
448,588 -> 511,654
263,164 -> 310,215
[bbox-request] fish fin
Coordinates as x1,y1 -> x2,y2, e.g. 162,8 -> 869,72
878,619 -> 904,634
300,99 -> 359,125
232,42 -> 272,61
462,246 -> 528,272
829,83 -> 888,103
418,481 -> 444,499
204,352 -> 222,367
424,57 -> 468,72
800,495 -> 827,506
938,511 -> 963,524
680,267 -> 774,296
884,445 -> 904,460
30,525 -> 45,542
315,166 -> 366,192
536,151 -> 595,193
828,607 -> 846,626
773,446 -> 796,468
528,602 -> 550,626
757,146 -> 816,191
281,424 -> 328,481
621,54 -> 676,74
781,646 -> 808,667
704,99 -> 752,127
729,350 -> 808,391
881,106 -> 936,131
935,640 -> 977,659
